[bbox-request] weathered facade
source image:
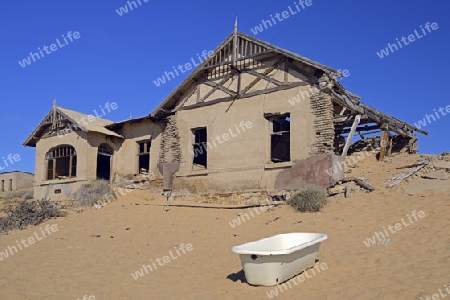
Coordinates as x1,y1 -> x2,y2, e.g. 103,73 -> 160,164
24,105 -> 164,200
0,171 -> 34,192
24,30 -> 427,200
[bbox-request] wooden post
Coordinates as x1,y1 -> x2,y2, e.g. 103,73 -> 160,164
387,136 -> 393,156
232,18 -> 238,66
53,98 -> 57,125
341,115 -> 361,157
379,124 -> 390,161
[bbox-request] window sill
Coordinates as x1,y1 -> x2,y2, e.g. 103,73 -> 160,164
264,161 -> 293,170
40,177 -> 80,185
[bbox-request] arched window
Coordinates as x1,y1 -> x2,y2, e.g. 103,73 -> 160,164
46,145 -> 77,180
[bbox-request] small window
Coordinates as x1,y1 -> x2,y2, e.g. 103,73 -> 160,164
0,180 -> 4,192
138,141 -> 151,173
270,115 -> 290,163
192,128 -> 207,168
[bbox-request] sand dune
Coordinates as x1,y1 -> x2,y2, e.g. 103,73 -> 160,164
0,152 -> 449,300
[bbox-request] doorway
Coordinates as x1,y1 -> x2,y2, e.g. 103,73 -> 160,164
97,144 -> 113,180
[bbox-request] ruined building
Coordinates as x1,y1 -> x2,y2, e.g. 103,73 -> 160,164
24,29 -> 427,200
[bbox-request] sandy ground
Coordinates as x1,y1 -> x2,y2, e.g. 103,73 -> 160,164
0,153 -> 449,300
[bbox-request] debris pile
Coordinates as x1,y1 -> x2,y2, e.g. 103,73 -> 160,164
386,152 -> 450,195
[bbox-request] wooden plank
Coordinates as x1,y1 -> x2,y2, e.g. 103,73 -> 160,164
385,159 -> 430,187
342,177 -> 375,192
341,115 -> 361,157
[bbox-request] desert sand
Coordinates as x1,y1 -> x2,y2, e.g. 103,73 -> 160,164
0,152 -> 449,300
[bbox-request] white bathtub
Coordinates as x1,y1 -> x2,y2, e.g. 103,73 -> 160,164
231,232 -> 327,286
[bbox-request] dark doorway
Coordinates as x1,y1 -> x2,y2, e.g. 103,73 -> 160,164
97,144 -> 113,180
137,141 -> 151,173
192,128 -> 207,168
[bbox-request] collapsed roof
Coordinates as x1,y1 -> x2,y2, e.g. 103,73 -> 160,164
150,31 -> 428,139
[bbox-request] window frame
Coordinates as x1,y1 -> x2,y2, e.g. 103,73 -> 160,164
191,127 -> 207,169
137,140 -> 151,173
269,114 -> 291,163
45,145 -> 77,180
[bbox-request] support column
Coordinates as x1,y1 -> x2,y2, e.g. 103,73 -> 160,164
379,124 -> 390,161
341,115 -> 361,157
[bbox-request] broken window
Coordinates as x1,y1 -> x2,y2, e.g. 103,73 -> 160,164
138,141 -> 151,173
46,145 -> 77,180
97,144 -> 113,180
192,128 -> 207,168
270,115 -> 291,163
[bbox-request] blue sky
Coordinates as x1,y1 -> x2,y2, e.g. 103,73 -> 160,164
0,0 -> 448,174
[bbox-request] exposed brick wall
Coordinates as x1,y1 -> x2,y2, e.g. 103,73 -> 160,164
309,90 -> 335,155
159,115 -> 182,163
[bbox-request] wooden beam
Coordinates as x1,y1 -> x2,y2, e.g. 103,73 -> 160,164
243,68 -> 284,86
387,135 -> 393,156
180,81 -> 310,111
341,115 -> 361,157
338,124 -> 380,134
288,61 -> 317,82
203,80 -> 237,97
331,91 -> 417,138
241,58 -> 284,94
379,125 -> 390,161
284,58 -> 289,84
342,177 -> 375,192
174,84 -> 199,111
198,71 -> 236,103
386,159 -> 430,187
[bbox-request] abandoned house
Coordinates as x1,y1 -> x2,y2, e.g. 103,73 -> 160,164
24,29 -> 427,200
0,171 -> 34,192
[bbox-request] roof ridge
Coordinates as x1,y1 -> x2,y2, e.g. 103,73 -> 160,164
57,106 -> 114,123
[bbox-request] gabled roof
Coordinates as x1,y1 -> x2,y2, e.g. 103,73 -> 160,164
149,30 -> 427,137
24,105 -> 122,147
150,31 -> 341,118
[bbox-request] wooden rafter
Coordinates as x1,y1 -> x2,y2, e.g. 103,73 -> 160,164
174,84 -> 199,111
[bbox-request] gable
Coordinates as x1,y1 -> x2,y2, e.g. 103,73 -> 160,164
150,30 -> 427,139
24,106 -> 122,147
150,31 -> 337,118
